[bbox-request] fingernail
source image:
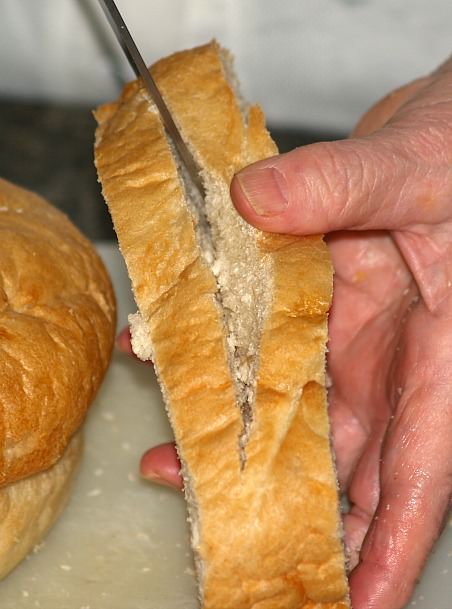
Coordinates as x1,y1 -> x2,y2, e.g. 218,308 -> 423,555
236,167 -> 289,216
141,470 -> 175,489
115,327 -> 133,354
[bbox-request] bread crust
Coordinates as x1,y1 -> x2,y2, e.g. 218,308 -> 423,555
0,178 -> 116,486
95,42 -> 348,609
0,430 -> 83,579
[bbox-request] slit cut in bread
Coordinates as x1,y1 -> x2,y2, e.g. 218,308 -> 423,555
95,41 -> 350,609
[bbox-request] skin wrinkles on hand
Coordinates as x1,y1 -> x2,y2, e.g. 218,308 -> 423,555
393,227 -> 452,314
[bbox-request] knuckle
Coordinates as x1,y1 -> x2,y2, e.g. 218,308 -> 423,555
303,140 -> 371,229
387,108 -> 452,205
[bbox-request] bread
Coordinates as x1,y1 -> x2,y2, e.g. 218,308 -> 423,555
0,431 -> 82,579
95,41 -> 349,609
0,177 -> 116,576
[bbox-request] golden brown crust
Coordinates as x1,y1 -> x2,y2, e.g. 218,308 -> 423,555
0,430 -> 83,579
0,178 -> 116,485
151,44 -> 245,181
95,41 -> 348,609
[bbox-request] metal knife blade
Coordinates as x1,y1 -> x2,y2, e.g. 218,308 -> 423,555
97,0 -> 205,196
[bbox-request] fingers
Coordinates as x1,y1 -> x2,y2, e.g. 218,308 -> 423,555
231,127 -> 451,236
231,63 -> 452,236
342,424 -> 387,569
116,326 -> 153,365
349,317 -> 452,608
140,442 -> 183,490
116,329 -> 179,489
116,326 -> 135,357
117,330 -> 180,489
350,427 -> 451,609
327,230 -> 412,490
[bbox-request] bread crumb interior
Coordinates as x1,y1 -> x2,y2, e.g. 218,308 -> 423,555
176,160 -> 270,469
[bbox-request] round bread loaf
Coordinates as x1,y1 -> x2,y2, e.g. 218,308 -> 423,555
0,177 -> 116,576
0,431 -> 83,579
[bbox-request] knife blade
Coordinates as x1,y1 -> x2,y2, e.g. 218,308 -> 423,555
97,0 -> 205,196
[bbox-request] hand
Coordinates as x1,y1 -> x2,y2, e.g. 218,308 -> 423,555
132,58 -> 452,609
116,327 -> 182,488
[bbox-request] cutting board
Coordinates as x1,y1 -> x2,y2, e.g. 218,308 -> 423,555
1,243 -> 450,609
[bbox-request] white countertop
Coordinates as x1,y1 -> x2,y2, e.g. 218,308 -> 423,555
1,243 -> 450,609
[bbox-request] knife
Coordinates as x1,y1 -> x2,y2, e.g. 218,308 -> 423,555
97,0 -> 205,196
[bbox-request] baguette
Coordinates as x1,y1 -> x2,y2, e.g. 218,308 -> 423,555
0,178 -> 116,577
95,41 -> 349,609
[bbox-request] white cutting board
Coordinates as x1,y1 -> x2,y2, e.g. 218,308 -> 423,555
1,243 -> 450,609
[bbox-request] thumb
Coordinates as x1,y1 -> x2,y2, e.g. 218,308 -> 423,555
230,131 -> 449,235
